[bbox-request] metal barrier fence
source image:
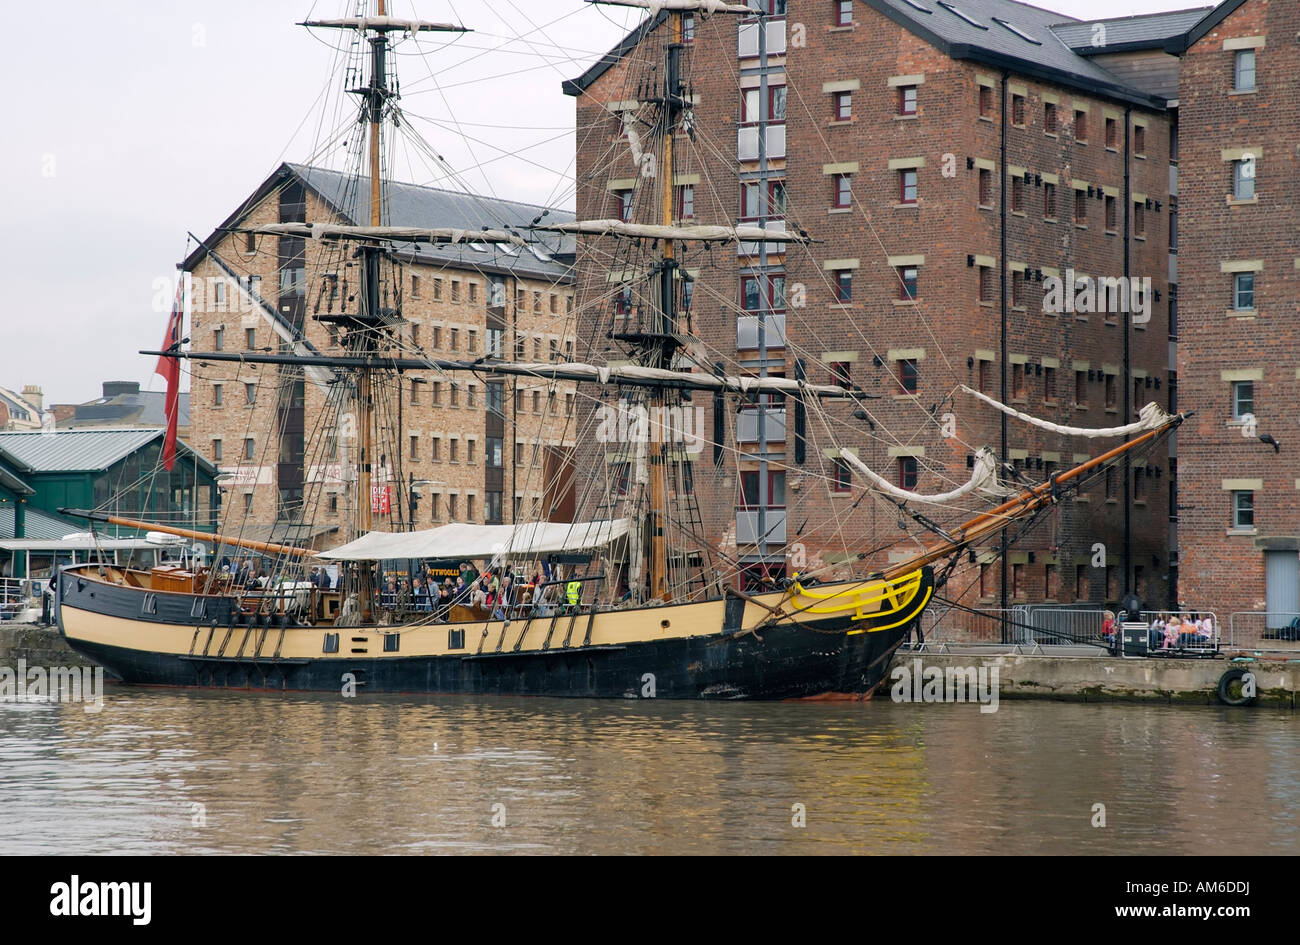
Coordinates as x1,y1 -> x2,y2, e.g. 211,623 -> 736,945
1227,612 -> 1300,650
918,605 -> 1032,647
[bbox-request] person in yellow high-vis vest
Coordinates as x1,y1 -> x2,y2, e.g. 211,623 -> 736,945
565,579 -> 581,612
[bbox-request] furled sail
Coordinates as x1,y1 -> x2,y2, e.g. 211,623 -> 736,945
299,16 -> 467,33
318,519 -> 629,562
531,219 -> 807,244
244,223 -> 527,246
962,386 -> 1174,437
840,446 -> 1011,505
497,360 -> 852,398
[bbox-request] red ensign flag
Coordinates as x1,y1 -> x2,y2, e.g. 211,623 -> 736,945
155,280 -> 184,471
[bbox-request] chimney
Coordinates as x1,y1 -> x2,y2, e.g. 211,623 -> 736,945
102,381 -> 141,399
21,385 -> 42,410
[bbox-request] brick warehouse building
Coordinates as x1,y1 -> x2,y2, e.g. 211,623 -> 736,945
185,163 -> 579,550
563,0 -> 1184,612
1171,0 -> 1300,636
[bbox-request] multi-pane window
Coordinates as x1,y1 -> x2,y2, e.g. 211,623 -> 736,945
1105,195 -> 1117,231
830,361 -> 852,389
898,456 -> 918,490
834,91 -> 852,120
1105,374 -> 1117,409
1105,117 -> 1118,148
978,168 -> 992,206
1134,202 -> 1146,237
832,458 -> 852,493
213,383 -> 223,406
1012,362 -> 1027,400
1134,125 -> 1146,156
1011,270 -> 1025,308
978,359 -> 992,394
1075,371 -> 1088,405
741,180 -> 786,219
1233,159 -> 1255,200
1074,189 -> 1088,224
1044,182 -> 1057,219
833,173 -> 852,208
1232,380 -> 1254,419
1074,109 -> 1088,141
741,274 -> 787,312
741,86 -> 786,124
677,184 -> 695,219
898,85 -> 917,116
409,435 -> 419,462
898,266 -> 918,301
1044,366 -> 1057,403
616,188 -> 633,222
835,0 -> 853,26
899,169 -> 918,204
834,270 -> 852,303
978,84 -> 993,118
244,438 -> 255,461
978,266 -> 994,303
1234,50 -> 1256,92
683,12 -> 695,41
1233,272 -> 1255,311
1044,102 -> 1057,133
1011,176 -> 1024,212
1233,490 -> 1254,528
1011,94 -> 1025,126
897,358 -> 918,394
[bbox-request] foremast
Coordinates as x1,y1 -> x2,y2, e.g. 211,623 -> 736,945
301,2 -> 466,618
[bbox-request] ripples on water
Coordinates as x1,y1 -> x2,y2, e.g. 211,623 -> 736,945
0,690 -> 1294,854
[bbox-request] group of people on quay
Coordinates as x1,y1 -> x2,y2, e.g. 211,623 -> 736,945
1101,609 -> 1218,650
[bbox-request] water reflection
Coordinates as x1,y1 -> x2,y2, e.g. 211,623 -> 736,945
0,691 -> 1294,854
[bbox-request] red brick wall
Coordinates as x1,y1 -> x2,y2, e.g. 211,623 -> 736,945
571,4 -> 1173,609
1176,0 -> 1300,620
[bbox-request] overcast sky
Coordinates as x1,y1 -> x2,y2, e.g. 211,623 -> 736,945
0,0 -> 1204,407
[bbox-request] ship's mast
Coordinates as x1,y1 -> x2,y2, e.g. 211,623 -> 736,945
647,11 -> 685,601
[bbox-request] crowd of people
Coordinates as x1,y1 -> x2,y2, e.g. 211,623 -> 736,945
1101,609 -> 1217,651
375,560 -> 584,622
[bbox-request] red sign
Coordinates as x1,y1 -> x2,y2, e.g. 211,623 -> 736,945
371,484 -> 391,514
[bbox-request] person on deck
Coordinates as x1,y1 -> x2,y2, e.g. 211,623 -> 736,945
381,577 -> 398,608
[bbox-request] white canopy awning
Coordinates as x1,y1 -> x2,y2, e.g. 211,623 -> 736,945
318,519 -> 629,562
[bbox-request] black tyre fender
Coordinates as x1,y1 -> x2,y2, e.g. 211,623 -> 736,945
1216,667 -> 1257,706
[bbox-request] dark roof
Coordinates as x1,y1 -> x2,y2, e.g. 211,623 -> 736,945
562,10 -> 668,97
0,505 -> 86,541
564,1 -> 1168,109
863,0 -> 1167,108
67,390 -> 190,429
1163,0 -> 1248,54
0,458 -> 33,497
1051,7 -> 1213,55
184,163 -> 574,283
0,428 -> 216,476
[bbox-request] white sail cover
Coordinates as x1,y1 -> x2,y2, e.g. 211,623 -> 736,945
499,360 -> 850,397
590,0 -> 757,13
531,219 -> 807,244
961,386 -> 1174,437
300,17 -> 466,32
840,446 -> 1011,505
247,223 -> 526,245
318,519 -> 629,562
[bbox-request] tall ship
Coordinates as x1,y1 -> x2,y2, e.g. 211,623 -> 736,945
56,0 -> 1182,699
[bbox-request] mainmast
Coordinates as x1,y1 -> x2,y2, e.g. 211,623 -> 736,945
300,3 -> 467,617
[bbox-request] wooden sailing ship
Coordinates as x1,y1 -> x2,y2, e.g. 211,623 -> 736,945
56,0 -> 1183,699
